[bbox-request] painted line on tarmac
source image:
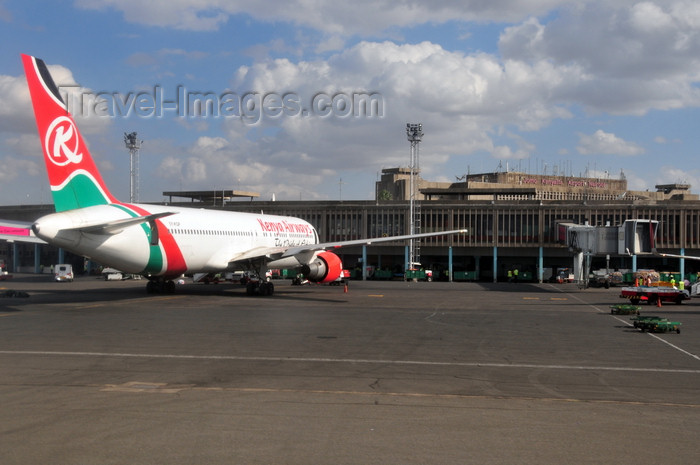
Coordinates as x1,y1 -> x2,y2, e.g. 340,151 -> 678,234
1,350 -> 699,374
94,383 -> 700,408
558,285 -> 700,363
48,295 -> 183,309
608,315 -> 700,362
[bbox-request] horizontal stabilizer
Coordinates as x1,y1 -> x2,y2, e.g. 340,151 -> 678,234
66,212 -> 176,235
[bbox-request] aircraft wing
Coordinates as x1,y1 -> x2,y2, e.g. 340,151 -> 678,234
281,228 -> 467,257
229,229 -> 467,264
655,251 -> 700,261
230,246 -> 290,262
0,220 -> 46,244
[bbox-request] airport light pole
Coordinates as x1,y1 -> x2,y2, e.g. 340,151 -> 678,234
406,123 -> 423,273
124,132 -> 142,203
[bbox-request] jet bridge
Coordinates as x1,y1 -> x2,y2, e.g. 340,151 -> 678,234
557,219 -> 658,284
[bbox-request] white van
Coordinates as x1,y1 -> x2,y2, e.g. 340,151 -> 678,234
54,264 -> 74,282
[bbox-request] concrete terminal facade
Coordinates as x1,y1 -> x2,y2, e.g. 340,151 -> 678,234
2,169 -> 700,281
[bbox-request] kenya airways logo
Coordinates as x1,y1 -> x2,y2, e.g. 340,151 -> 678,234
44,116 -> 83,166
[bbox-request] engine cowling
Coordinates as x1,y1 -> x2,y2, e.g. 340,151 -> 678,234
300,251 -> 343,283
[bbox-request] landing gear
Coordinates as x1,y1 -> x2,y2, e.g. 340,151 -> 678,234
146,279 -> 176,294
246,280 -> 274,296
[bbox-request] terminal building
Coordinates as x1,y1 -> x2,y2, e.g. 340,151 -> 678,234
2,167 -> 700,282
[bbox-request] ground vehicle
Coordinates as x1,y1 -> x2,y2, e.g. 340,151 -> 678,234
54,264 -> 74,282
405,263 -> 433,281
631,315 -> 682,333
619,285 -> 690,305
0,264 -> 10,281
330,269 -> 351,285
102,268 -> 123,280
555,268 -> 574,283
590,270 -> 624,288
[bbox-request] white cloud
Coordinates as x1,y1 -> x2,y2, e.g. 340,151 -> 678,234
77,0 -> 572,34
499,1 -> 700,114
147,38 -> 610,198
655,166 -> 700,190
125,48 -> 209,68
0,73 -> 32,133
0,63 -> 111,136
576,130 -> 644,156
11,2 -> 700,201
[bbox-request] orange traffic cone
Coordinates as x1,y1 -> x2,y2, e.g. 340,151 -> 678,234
344,282 -> 348,293
656,297 -> 662,308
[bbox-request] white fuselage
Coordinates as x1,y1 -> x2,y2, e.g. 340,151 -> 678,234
32,203 -> 318,277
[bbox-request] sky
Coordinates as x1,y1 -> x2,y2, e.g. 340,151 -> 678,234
1,0 -> 700,205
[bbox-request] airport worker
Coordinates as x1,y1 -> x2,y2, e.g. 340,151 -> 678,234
671,277 -> 676,288
679,279 -> 685,291
513,268 -> 519,283
507,269 -> 512,282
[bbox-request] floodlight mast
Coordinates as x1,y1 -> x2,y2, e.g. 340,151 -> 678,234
124,132 -> 142,203
406,123 -> 423,273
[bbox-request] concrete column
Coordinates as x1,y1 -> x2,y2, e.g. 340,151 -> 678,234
492,246 -> 498,283
538,246 -> 544,283
362,245 -> 368,281
573,251 -> 584,282
12,243 -> 19,273
34,244 -> 41,273
680,248 -> 685,281
448,246 -> 453,282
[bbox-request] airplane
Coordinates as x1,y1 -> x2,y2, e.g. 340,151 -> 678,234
5,54 -> 465,296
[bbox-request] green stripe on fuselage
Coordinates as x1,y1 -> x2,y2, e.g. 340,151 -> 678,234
110,204 -> 164,275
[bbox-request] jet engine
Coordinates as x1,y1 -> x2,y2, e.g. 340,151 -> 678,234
301,251 -> 343,283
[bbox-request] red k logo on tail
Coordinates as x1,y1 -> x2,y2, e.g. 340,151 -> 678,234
45,116 -> 83,166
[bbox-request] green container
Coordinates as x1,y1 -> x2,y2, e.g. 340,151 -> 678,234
454,271 -> 478,281
373,269 -> 393,279
405,270 -> 426,280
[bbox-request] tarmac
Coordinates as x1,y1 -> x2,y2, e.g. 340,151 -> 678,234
1,274 -> 699,465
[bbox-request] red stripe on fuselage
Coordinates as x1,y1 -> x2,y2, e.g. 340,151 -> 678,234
122,203 -> 187,277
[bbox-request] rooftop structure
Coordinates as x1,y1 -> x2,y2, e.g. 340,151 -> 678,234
376,168 -> 699,203
163,190 -> 260,204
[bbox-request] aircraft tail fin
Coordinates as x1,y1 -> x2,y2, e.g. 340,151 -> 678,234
21,54 -> 118,212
